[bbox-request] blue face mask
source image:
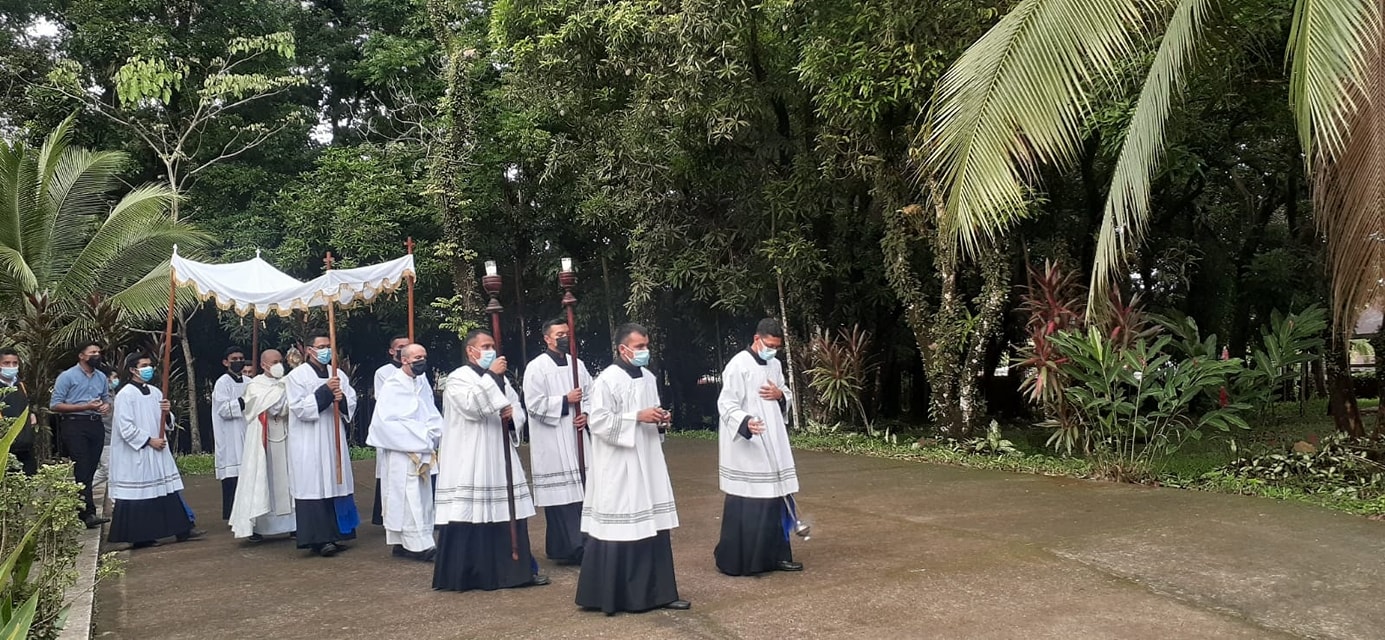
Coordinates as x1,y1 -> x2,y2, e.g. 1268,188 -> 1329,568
758,347 -> 778,361
629,349 -> 651,368
315,348 -> 332,365
109,378 -> 119,391
476,349 -> 496,369
138,366 -> 155,383
0,366 -> 17,380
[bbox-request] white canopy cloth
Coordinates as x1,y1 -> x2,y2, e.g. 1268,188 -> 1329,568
169,247 -> 416,317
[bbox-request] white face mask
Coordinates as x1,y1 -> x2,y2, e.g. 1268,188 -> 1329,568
269,363 -> 286,378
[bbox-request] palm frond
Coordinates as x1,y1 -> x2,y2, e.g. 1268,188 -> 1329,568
1307,2 -> 1383,336
44,149 -> 129,286
1090,0 -> 1213,304
106,260 -> 203,325
1287,0 -> 1374,166
57,184 -> 183,299
921,0 -> 1167,257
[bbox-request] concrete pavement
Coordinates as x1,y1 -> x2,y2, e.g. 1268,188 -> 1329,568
93,438 -> 1385,639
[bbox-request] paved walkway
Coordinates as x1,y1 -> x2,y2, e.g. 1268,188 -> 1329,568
93,438 -> 1385,639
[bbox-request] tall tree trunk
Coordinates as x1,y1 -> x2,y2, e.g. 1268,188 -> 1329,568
1372,333 -> 1385,431
775,271 -> 802,430
601,254 -> 617,345
960,246 -> 1010,428
177,315 -> 202,452
427,0 -> 484,317
1327,339 -> 1364,437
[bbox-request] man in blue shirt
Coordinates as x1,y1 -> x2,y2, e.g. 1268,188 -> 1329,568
51,342 -> 112,529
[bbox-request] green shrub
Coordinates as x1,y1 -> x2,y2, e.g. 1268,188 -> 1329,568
0,406 -> 85,639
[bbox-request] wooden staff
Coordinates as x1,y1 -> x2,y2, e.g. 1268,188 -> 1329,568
159,267 -> 177,440
405,237 -> 416,342
482,261 -> 519,561
325,252 -> 344,485
251,317 -> 260,371
558,258 -> 586,487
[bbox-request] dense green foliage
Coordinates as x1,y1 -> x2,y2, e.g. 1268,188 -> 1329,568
1,0 -> 1375,460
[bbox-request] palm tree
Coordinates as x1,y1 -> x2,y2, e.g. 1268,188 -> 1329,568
0,115 -> 208,456
919,0 -> 1377,329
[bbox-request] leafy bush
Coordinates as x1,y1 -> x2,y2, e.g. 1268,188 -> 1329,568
1049,328 -> 1249,481
806,325 -> 878,436
961,421 -> 1020,457
1220,433 -> 1385,498
0,406 -> 84,639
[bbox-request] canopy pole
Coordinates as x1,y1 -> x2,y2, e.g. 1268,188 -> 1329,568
325,252 -> 343,485
251,317 -> 260,371
160,268 -> 177,440
405,237 -> 416,342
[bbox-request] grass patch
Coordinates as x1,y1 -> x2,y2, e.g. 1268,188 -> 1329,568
667,399 -> 1385,518
176,453 -> 214,476
176,445 -> 376,476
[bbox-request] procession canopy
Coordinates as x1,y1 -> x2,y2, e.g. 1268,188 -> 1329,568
170,248 -> 416,318
289,254 -> 416,309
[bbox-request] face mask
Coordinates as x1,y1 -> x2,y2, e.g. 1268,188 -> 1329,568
410,359 -> 428,376
758,347 -> 778,361
228,360 -> 245,371
108,379 -> 119,391
555,337 -> 571,353
269,363 -> 286,379
475,349 -> 496,369
137,366 -> 155,383
315,348 -> 332,365
0,366 -> 16,380
629,348 -> 650,368
87,355 -> 103,368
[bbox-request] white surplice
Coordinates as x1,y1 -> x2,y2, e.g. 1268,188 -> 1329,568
229,374 -> 297,537
109,384 -> 183,501
581,362 -> 678,542
371,362 -> 401,481
367,367 -> 442,551
522,351 -> 593,507
717,350 -> 798,498
285,362 -> 358,500
434,365 -> 535,524
211,372 -> 250,480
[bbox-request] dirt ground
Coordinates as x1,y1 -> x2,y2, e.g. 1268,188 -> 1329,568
93,438 -> 1385,639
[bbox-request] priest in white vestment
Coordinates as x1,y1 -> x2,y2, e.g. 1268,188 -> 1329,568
108,353 -> 204,548
285,335 -> 359,557
523,318 -> 593,564
367,344 -> 442,561
576,323 -> 688,614
433,329 -> 549,591
714,318 -> 802,576
370,335 -> 409,527
229,349 -> 297,540
212,346 -> 251,521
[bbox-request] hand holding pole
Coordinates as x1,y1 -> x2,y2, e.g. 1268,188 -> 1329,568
325,252 -> 343,486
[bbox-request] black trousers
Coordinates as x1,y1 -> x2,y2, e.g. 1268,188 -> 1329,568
60,416 -> 105,517
11,448 -> 37,476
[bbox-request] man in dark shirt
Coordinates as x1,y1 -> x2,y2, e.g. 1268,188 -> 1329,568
50,342 -> 112,529
0,348 -> 38,476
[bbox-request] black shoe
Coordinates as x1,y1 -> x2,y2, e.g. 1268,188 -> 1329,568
663,600 -> 691,610
176,528 -> 206,542
289,531 -> 296,539
83,515 -> 110,529
529,574 -> 551,587
421,548 -> 437,562
776,560 -> 804,572
318,542 -> 343,557
248,533 -> 264,543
